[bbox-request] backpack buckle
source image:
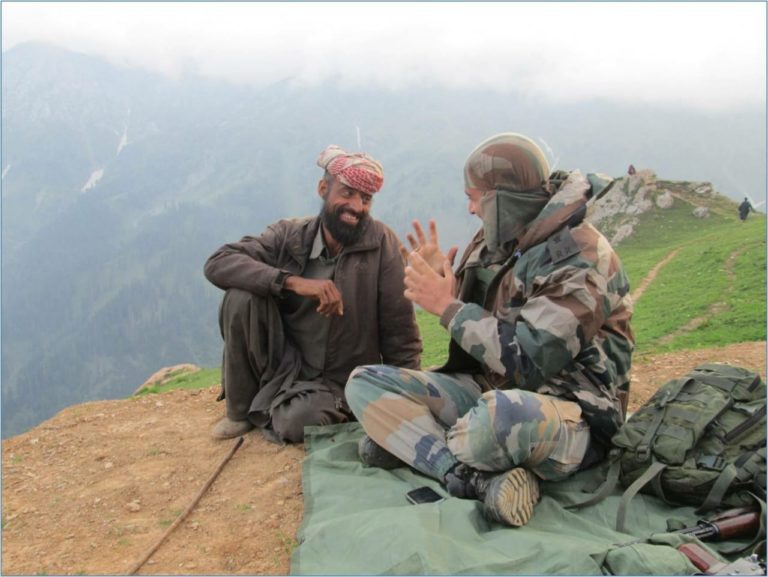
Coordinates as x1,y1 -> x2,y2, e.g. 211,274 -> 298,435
697,455 -> 726,471
637,444 -> 651,461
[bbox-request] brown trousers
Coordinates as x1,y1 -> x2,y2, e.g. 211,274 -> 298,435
218,289 -> 350,443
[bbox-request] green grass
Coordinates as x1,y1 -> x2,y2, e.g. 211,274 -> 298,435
276,529 -> 298,554
616,196 -> 766,354
134,367 -> 221,396
416,309 -> 450,368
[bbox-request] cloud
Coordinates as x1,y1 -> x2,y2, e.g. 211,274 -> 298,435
2,2 -> 765,110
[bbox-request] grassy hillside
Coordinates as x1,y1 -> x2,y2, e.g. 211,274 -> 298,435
618,186 -> 765,354
151,189 -> 766,394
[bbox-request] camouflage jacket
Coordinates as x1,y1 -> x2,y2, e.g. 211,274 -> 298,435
438,170 -> 635,447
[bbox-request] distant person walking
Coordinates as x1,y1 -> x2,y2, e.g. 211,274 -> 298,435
739,197 -> 753,221
204,145 -> 421,443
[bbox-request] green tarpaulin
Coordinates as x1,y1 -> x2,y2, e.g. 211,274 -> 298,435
291,423 -> 746,575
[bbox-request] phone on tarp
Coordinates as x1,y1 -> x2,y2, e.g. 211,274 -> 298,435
406,486 -> 445,505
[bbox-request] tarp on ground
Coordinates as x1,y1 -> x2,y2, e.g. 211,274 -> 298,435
291,423 -> 752,575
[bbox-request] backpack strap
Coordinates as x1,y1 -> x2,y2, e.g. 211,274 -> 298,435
698,463 -> 740,514
633,378 -> 690,462
565,450 -> 622,510
697,447 -> 767,514
616,460 -> 667,533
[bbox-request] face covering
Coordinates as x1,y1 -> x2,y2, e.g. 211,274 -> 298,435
479,187 -> 550,254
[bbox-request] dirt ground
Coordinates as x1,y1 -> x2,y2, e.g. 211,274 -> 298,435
2,340 -> 765,575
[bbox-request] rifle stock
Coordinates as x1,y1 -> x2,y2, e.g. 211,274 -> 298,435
615,507 -> 761,547
677,543 -> 764,575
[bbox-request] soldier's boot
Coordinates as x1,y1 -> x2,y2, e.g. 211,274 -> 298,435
357,435 -> 404,470
444,464 -> 540,527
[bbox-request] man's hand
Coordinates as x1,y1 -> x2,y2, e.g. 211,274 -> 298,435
405,219 -> 458,275
403,252 -> 457,317
284,276 -> 344,317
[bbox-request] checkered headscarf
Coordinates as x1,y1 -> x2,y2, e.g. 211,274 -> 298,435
316,145 -> 384,194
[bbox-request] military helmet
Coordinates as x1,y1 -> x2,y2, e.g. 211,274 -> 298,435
463,133 -> 550,194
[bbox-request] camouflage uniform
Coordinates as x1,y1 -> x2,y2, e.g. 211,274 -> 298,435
346,167 -> 634,483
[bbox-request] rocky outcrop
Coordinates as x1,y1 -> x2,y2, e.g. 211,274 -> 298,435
587,169 -> 720,245
587,169 -> 660,245
133,364 -> 200,394
656,191 -> 674,209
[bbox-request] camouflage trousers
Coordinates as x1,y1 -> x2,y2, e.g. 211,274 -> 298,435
345,365 -> 591,482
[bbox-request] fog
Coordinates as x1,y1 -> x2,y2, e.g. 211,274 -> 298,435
3,2 -> 765,111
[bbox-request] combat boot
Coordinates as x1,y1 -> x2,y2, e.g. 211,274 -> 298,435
444,463 -> 540,527
357,435 -> 403,470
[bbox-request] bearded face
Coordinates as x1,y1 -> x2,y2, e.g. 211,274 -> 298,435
320,198 -> 369,246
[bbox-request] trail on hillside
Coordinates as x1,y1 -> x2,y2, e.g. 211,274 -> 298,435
631,242 -> 754,347
3,342 -> 766,576
656,245 -> 746,345
631,248 -> 680,302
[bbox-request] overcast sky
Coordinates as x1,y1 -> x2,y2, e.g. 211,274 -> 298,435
2,2 -> 766,111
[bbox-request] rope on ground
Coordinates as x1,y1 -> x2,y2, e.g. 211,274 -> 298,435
127,436 -> 245,575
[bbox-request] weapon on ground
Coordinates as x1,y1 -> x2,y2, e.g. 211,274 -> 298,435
677,542 -> 765,575
676,508 -> 762,542
615,507 -> 761,547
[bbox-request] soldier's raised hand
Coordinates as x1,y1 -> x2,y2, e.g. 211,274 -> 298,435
405,219 -> 458,276
403,251 -> 457,317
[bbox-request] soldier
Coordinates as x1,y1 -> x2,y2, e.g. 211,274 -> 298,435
205,145 -> 421,443
345,133 -> 634,527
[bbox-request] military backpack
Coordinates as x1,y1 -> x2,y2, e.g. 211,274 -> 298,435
574,363 -> 766,533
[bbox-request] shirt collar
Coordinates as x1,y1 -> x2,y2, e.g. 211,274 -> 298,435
309,225 -> 327,259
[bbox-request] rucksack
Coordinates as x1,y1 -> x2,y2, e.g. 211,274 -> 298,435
574,363 -> 767,533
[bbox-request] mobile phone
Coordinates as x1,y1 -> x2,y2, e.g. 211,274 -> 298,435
406,486 -> 445,505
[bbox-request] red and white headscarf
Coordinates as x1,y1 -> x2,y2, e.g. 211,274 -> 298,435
316,145 -> 384,194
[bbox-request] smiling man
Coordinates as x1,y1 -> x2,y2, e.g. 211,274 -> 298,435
204,145 -> 421,443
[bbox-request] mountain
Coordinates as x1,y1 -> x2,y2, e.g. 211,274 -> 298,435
2,42 -> 765,438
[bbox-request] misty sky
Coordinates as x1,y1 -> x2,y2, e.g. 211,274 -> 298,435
3,2 -> 765,112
